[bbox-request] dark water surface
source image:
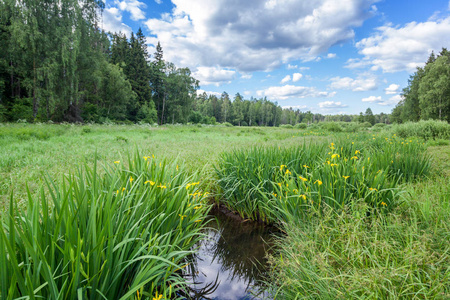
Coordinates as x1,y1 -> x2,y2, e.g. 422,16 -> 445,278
183,208 -> 276,300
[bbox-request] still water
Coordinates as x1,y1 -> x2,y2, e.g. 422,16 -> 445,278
183,207 -> 276,300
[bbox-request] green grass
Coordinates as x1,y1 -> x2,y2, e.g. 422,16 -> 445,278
1,151 -> 210,299
0,123 -> 326,209
1,123 -> 449,299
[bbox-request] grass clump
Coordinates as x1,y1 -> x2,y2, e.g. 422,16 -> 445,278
215,133 -> 431,224
269,176 -> 450,299
391,120 -> 450,140
0,151 -> 210,299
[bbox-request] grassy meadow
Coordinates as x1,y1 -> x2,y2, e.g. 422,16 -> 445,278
1,121 -> 449,299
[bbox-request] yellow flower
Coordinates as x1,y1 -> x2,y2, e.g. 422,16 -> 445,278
299,194 -> 306,200
369,188 -> 378,191
314,180 -> 322,186
157,183 -> 167,189
116,190 -> 119,194
381,202 -> 387,206
145,180 -> 155,186
122,187 -> 126,192
272,193 -> 277,197
194,219 -> 202,223
114,161 -> 120,164
285,169 -> 292,176
351,156 -> 358,160
129,176 -> 133,183
355,150 -> 360,155
143,156 -> 148,161
194,206 -> 202,209
299,176 -> 308,182
178,214 -> 187,220
342,176 -> 350,180
303,165 -> 309,168
176,165 -> 179,171
280,164 -> 287,171
153,291 -> 163,300
331,154 -> 340,159
277,182 -> 282,187
331,163 -> 338,167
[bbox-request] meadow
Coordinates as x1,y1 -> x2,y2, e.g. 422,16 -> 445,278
1,121 -> 449,299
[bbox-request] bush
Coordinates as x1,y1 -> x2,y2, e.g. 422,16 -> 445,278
391,120 -> 450,140
222,122 -> 233,127
294,123 -> 307,129
280,124 -> 293,129
322,122 -> 343,132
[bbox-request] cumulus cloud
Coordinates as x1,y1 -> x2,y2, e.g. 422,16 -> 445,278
192,66 -> 236,86
101,7 -> 132,36
385,84 -> 400,95
361,94 -> 402,106
362,95 -> 382,103
330,75 -> 377,91
318,101 -> 348,108
145,0 -> 378,73
155,0 -> 162,3
354,17 -> 450,72
281,75 -> 291,84
115,0 -> 147,21
292,73 -> 303,82
256,85 -> 333,100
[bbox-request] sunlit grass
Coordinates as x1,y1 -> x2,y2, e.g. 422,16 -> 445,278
0,151 -> 210,299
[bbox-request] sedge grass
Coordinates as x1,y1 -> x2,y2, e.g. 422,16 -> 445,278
0,151 -> 210,299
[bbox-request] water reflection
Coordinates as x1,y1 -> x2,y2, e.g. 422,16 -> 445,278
183,207 -> 276,300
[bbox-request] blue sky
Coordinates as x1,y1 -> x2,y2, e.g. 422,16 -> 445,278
101,0 -> 450,115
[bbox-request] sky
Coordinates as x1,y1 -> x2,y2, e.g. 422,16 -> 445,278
100,0 -> 450,115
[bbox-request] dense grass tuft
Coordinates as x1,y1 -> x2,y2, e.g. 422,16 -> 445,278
0,151 -> 210,299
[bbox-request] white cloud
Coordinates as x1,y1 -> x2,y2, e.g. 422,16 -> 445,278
344,58 -> 371,69
192,66 -> 236,86
327,53 -> 337,58
115,0 -> 147,21
281,75 -> 291,84
361,94 -> 402,106
292,73 -> 303,82
155,0 -> 162,4
385,84 -> 400,95
257,85 -> 333,100
240,73 -> 253,79
330,75 -> 377,91
355,17 -> 450,72
362,95 -> 382,103
101,7 -> 132,36
318,101 -> 348,108
145,0 -> 378,72
287,64 -> 298,69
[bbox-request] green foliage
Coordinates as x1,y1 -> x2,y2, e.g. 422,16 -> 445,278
270,176 -> 450,299
215,133 -> 431,223
390,120 -> 450,140
322,122 -> 342,132
294,123 -> 307,129
279,124 -> 293,129
0,152 -> 210,299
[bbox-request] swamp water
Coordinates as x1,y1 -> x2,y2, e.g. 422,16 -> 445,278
182,207 -> 277,300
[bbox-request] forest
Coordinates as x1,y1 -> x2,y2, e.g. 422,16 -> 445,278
0,0 -> 388,126
1,0 -> 449,126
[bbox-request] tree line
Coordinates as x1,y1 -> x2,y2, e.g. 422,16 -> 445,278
0,0 -> 392,126
392,48 -> 450,123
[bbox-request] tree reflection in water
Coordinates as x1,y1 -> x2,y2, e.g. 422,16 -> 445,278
182,208 -> 277,300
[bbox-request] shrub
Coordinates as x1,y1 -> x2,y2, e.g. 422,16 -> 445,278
222,122 -> 233,127
322,122 -> 343,132
294,123 -> 307,129
391,120 -> 450,140
280,124 -> 293,129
